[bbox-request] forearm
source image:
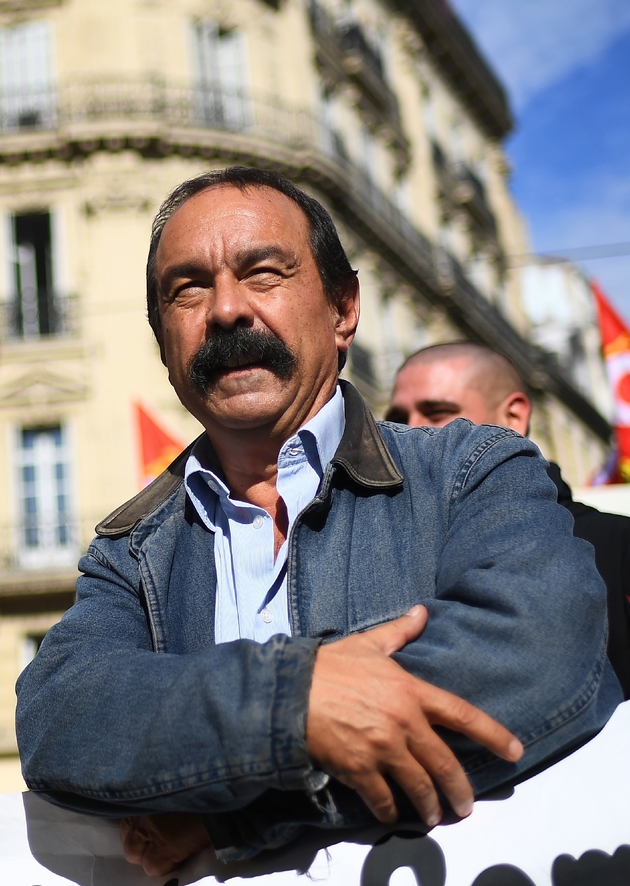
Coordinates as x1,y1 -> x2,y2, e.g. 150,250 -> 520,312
16,555 -> 319,815
392,449 -> 620,791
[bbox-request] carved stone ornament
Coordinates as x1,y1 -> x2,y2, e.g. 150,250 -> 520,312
0,368 -> 87,408
0,0 -> 64,16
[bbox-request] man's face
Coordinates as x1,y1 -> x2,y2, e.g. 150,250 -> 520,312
386,357 -> 498,427
155,185 -> 358,438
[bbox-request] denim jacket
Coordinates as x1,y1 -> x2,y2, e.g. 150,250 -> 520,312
16,383 -> 621,859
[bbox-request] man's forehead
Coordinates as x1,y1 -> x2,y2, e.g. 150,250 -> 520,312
163,183 -> 309,237
400,355 -> 479,389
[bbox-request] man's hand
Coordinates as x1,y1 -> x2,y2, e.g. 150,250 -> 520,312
306,605 -> 523,828
120,812 -> 211,876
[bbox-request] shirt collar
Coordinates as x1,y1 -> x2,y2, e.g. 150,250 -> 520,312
281,385 -> 345,475
185,385 -> 345,502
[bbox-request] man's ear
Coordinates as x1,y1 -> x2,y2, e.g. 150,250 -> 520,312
496,392 -> 531,436
334,274 -> 360,358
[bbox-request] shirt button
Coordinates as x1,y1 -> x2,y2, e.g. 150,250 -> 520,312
261,609 -> 273,623
253,515 -> 264,529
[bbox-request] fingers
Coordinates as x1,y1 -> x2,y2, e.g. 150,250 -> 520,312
349,709 -> 475,826
338,734 -> 468,828
381,755 -> 445,827
363,605 -> 429,656
121,817 -> 173,874
120,813 -> 211,876
121,818 -> 148,866
346,722 -> 477,827
347,772 -> 399,824
398,683 -> 522,822
424,688 -> 523,763
307,608 -> 523,833
404,727 -> 474,822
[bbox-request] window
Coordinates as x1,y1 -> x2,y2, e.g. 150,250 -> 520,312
318,88 -> 347,161
359,126 -> 378,183
451,118 -> 465,163
190,21 -> 250,130
422,85 -> 437,140
0,21 -> 56,131
9,210 -> 62,338
349,342 -> 378,390
20,632 -> 48,670
15,425 -> 76,568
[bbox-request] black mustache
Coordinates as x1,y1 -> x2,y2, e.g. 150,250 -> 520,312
189,326 -> 297,393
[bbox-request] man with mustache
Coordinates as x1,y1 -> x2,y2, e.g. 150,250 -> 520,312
16,168 -> 621,877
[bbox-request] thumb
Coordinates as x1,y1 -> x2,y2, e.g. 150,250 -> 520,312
363,604 -> 428,656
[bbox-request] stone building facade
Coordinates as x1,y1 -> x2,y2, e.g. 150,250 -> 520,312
0,0 -> 612,788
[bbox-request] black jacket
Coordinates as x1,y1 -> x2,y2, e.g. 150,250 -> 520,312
548,462 -> 630,698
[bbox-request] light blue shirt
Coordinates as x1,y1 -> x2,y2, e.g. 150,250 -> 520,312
184,386 -> 345,643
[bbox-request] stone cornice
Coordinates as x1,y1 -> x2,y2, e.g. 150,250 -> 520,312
0,89 -> 609,442
392,0 -> 512,139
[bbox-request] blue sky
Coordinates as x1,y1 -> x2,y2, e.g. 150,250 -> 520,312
449,0 -> 630,323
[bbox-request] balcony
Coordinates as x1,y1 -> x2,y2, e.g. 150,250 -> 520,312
0,513 -> 99,576
0,78 -> 433,269
11,515 -> 79,571
391,0 -> 512,139
0,291 -> 78,341
307,0 -> 408,166
0,87 -> 57,133
452,162 -> 497,238
431,142 -> 498,242
0,78 -> 609,442
338,23 -> 393,116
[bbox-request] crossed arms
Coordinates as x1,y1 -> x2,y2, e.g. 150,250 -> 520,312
122,606 -> 522,874
16,423 -> 620,875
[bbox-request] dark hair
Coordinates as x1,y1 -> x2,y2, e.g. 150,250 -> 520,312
146,166 -> 356,341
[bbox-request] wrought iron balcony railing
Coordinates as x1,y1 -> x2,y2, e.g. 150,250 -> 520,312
340,23 -> 384,81
0,79 -> 608,435
0,514 -> 97,572
431,142 -> 498,240
0,291 -> 78,341
0,88 -> 57,133
307,0 -> 403,129
0,80 -> 258,135
391,0 -> 512,139
452,161 -> 497,237
0,79 -> 433,326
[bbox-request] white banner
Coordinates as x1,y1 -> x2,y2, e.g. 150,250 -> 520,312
2,701 -> 630,886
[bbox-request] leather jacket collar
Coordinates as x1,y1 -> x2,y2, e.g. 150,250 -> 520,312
96,381 -> 402,538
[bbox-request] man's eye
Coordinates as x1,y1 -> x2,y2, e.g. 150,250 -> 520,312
249,267 -> 280,279
427,411 -> 458,423
384,408 -> 409,424
169,282 -> 206,302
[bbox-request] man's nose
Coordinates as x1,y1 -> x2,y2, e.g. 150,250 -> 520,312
206,274 -> 255,330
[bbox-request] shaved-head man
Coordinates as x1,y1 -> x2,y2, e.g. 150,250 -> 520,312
387,341 -> 630,699
386,342 -> 531,434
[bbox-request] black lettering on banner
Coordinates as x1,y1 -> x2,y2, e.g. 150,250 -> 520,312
360,832 -> 446,886
471,864 -> 535,885
551,845 -> 630,885
359,831 -> 630,886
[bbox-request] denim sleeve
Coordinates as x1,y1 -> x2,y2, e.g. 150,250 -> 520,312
393,424 -> 622,793
16,543 -> 320,816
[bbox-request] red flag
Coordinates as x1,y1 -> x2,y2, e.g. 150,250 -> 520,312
592,282 -> 630,483
134,402 -> 186,488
